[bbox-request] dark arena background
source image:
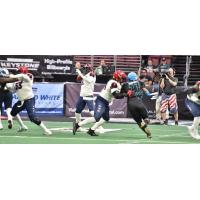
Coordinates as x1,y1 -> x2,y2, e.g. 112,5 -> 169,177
0,55 -> 199,143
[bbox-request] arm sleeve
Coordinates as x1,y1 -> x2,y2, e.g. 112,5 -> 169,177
111,82 -> 127,99
185,86 -> 199,94
112,91 -> 125,99
10,74 -> 30,82
6,83 -> 16,93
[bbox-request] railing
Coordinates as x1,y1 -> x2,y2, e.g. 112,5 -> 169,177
184,56 -> 192,87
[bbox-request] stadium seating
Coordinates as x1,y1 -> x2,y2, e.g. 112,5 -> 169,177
74,55 -> 141,73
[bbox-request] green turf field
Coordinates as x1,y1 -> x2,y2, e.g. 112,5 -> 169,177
0,120 -> 199,144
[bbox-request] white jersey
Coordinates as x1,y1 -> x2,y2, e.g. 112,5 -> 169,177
76,69 -> 96,97
7,73 -> 34,101
100,79 -> 121,103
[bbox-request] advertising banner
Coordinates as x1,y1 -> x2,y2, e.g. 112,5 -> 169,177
12,83 -> 64,115
64,83 -> 127,118
0,55 -> 74,75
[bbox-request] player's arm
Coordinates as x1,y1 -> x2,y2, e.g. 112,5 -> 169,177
0,77 -> 19,84
9,74 -> 30,82
111,82 -> 126,99
185,81 -> 200,94
6,83 -> 16,93
76,69 -> 94,83
120,82 -> 136,98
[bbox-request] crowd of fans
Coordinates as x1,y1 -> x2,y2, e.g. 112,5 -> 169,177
138,56 -> 178,125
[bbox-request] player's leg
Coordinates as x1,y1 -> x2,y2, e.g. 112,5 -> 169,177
87,97 -> 108,136
10,98 -> 28,132
88,103 -> 109,135
185,98 -> 200,139
128,100 -> 152,139
10,101 -> 26,131
75,97 -> 86,123
15,114 -> 28,132
73,98 -> 94,134
0,94 -> 4,129
74,97 -> 87,132
86,99 -> 105,134
138,103 -> 152,138
73,96 -> 103,135
4,91 -> 13,129
25,97 -> 52,135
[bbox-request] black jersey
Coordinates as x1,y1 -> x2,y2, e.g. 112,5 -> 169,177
128,81 -> 145,99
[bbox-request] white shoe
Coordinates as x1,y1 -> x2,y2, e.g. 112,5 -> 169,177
187,126 -> 199,139
77,127 -> 84,132
17,125 -> 28,132
43,129 -> 52,136
97,126 -> 105,134
0,124 -> 3,130
194,134 -> 200,140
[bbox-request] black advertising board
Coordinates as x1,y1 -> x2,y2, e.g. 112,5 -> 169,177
0,55 -> 74,75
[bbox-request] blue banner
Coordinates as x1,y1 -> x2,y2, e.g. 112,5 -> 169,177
12,83 -> 64,115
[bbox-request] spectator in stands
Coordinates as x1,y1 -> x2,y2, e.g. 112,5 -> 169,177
153,80 -> 169,124
159,57 -> 170,72
138,68 -> 153,88
160,67 -> 179,125
146,59 -> 155,79
95,59 -> 106,75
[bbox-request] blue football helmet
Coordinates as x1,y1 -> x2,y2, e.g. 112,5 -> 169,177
128,72 -> 138,81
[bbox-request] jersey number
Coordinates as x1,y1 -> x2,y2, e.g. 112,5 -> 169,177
15,81 -> 23,90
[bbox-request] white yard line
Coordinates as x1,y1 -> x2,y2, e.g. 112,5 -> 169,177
0,135 -> 131,143
0,135 -> 195,144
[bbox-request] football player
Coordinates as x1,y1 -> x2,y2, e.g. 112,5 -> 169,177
75,63 -> 96,124
6,66 -> 52,135
73,70 -> 127,136
185,81 -> 200,139
0,68 -> 26,130
122,72 -> 155,139
75,63 -> 104,133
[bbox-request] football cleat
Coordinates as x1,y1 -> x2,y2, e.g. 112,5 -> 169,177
17,125 -> 28,133
73,122 -> 80,135
140,122 -> 152,139
187,126 -> 200,139
8,120 -> 13,129
144,128 -> 152,139
97,126 -> 105,134
87,128 -> 99,136
77,127 -> 85,132
43,129 -> 52,136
